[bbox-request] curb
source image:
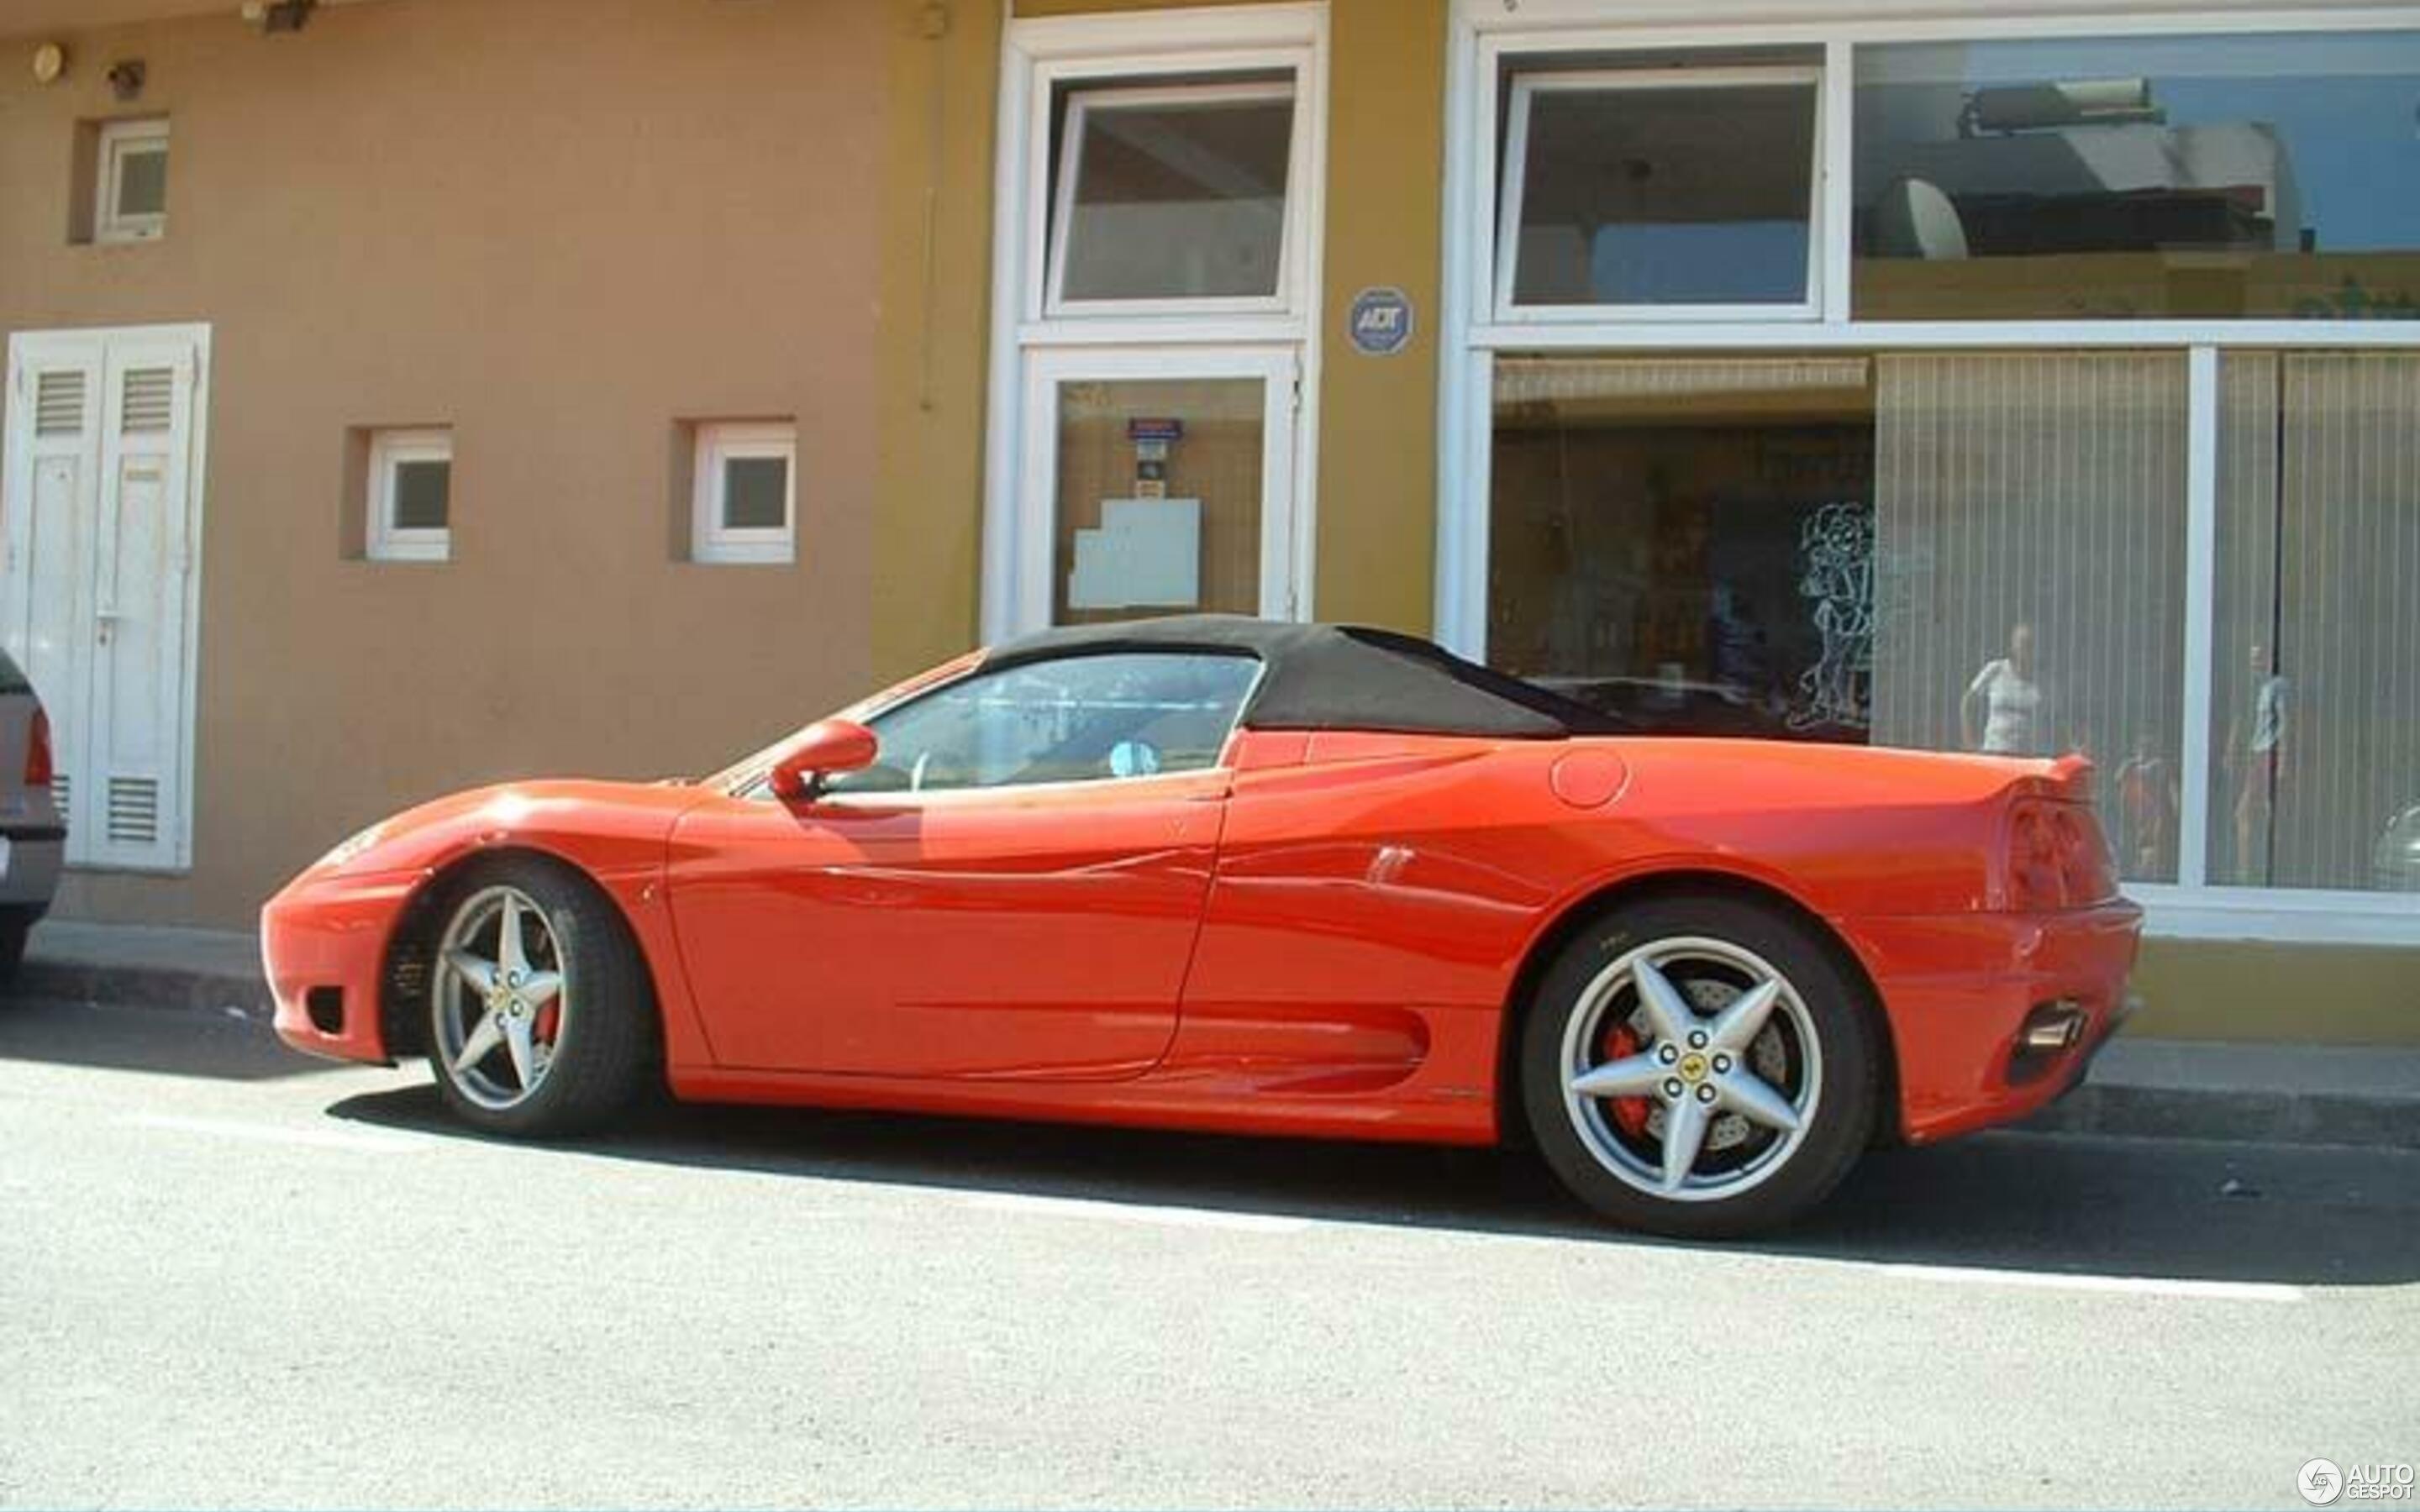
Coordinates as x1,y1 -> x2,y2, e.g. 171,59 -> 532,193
2022,1080 -> 2419,1152
12,956 -> 273,1021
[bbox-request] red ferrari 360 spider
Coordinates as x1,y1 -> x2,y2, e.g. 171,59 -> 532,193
265,617 -> 2140,1236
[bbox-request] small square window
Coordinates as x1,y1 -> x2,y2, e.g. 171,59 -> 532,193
367,428 -> 451,562
96,119 -> 170,244
692,422 -> 796,564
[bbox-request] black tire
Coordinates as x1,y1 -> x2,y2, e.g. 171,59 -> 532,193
1519,892 -> 1881,1239
424,856 -> 657,1139
0,907 -> 32,986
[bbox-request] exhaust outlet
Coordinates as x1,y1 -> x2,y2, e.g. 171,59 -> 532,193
2021,1000 -> 2087,1052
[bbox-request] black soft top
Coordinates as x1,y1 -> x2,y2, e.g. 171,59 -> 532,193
981,616 -> 1616,739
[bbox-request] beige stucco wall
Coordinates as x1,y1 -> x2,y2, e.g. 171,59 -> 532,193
1,0 -> 893,927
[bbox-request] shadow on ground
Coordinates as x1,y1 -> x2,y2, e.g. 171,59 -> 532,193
0,994 -> 340,1081
329,1077 -> 2420,1289
10,994 -> 2408,1289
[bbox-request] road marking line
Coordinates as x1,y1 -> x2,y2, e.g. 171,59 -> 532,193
1862,1260 -> 2303,1304
119,1112 -> 434,1155
953,1190 -> 1311,1233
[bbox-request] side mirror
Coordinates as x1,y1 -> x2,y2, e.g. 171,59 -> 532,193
767,718 -> 878,804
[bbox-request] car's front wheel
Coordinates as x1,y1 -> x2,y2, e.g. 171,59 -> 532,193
424,858 -> 655,1137
1520,894 -> 1881,1238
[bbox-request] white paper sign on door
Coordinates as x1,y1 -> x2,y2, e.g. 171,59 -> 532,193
1066,497 -> 1201,610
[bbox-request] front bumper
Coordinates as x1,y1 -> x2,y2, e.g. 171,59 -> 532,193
1846,899 -> 2144,1144
260,869 -> 423,1064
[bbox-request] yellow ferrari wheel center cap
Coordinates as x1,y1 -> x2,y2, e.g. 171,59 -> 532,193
1678,1052 -> 1710,1083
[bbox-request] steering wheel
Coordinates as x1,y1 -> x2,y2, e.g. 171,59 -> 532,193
910,750 -> 933,793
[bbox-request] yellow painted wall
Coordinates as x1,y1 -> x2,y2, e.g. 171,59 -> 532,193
1310,0 -> 1443,633
979,0 -> 2420,1048
1004,0 -> 1446,638
873,0 -> 1003,679
2131,938 -> 2418,1045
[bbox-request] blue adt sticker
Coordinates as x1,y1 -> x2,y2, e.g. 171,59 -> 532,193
1347,286 -> 1414,356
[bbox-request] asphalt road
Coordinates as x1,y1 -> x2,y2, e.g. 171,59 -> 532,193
2,995 -> 2414,1510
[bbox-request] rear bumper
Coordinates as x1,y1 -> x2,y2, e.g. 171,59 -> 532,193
0,825 -> 66,907
260,869 -> 422,1064
1845,899 -> 2144,1144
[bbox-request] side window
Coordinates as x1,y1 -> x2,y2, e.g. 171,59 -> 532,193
833,652 -> 1260,795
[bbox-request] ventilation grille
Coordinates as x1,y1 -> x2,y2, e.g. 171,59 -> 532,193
106,776 -> 160,846
52,772 -> 69,823
34,371 -> 87,437
121,368 -> 174,434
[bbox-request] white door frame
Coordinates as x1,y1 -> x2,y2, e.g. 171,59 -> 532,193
1017,344 -> 1302,630
981,3 -> 1329,643
2,322 -> 211,873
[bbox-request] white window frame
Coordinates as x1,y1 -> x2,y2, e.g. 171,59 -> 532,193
1013,344 -> 1301,631
1494,66 -> 1827,324
1046,80 -> 1302,319
983,5 -> 1329,644
1437,1 -> 2420,945
366,428 -> 452,564
691,421 -> 797,566
95,118 -> 170,244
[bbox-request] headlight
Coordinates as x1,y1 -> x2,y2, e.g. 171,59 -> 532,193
317,822 -> 386,871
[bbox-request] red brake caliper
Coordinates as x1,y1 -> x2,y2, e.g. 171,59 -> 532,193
1599,1022 -> 1652,1137
535,996 -> 561,1047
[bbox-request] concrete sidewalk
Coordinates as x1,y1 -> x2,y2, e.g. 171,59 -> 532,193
17,920 -> 271,1017
10,919 -> 2416,1151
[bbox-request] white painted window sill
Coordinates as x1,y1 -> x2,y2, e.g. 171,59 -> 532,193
2131,885 -> 2420,947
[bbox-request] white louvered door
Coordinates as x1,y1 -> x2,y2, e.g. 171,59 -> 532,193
3,328 -> 207,871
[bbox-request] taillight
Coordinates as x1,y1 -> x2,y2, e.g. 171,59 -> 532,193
2006,799 -> 2113,911
24,707 -> 52,790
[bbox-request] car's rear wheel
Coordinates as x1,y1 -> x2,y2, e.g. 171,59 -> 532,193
0,904 -> 37,984
425,858 -> 655,1137
1519,893 -> 1880,1238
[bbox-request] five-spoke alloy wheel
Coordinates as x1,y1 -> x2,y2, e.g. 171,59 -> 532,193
424,858 -> 656,1137
434,885 -> 571,1113
1522,894 -> 1879,1237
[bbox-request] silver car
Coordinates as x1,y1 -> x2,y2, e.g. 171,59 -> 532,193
0,648 -> 64,979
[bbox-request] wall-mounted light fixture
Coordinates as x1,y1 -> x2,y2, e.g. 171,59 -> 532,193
105,59 -> 145,100
30,41 -> 67,85
239,0 -> 318,33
